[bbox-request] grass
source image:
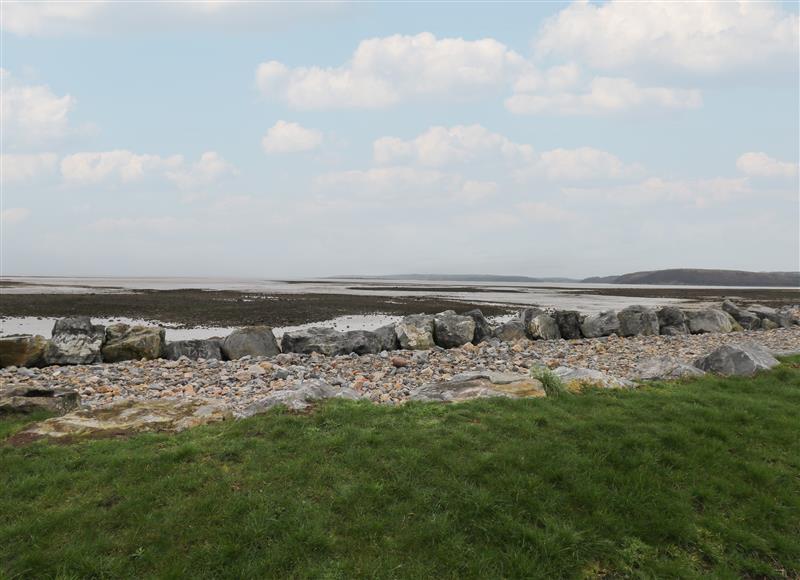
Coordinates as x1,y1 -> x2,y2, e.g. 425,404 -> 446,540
530,365 -> 568,398
1,358 -> 799,579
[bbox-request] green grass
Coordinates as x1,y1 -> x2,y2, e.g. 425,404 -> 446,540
2,358 -> 799,579
530,365 -> 568,398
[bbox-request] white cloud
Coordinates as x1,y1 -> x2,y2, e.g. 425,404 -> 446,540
256,32 -> 525,109
0,207 -> 31,225
90,216 -> 187,234
373,124 -> 535,166
315,166 -> 497,204
1,1 -> 106,36
518,147 -> 644,182
166,151 -> 238,190
1,153 -> 58,183
506,75 -> 702,115
1,69 -> 76,145
736,152 -> 798,178
535,0 -> 799,74
262,121 -> 323,153
60,150 -> 183,185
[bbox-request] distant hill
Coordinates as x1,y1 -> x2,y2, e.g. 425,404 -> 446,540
583,269 -> 800,287
340,274 -> 578,283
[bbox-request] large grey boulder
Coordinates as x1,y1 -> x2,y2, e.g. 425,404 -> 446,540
518,308 -> 545,329
222,326 -> 280,359
163,339 -> 223,361
748,304 -> 794,329
721,300 -> 761,330
0,334 -> 48,368
580,310 -> 620,338
685,309 -> 735,334
554,310 -> 582,339
0,385 -> 80,415
464,309 -> 493,344
280,327 -> 381,356
44,317 -> 105,365
493,319 -> 527,342
694,343 -> 779,376
409,372 -> 545,403
433,311 -> 476,348
635,358 -> 706,380
657,307 -> 689,335
374,324 -> 399,352
242,380 -> 361,415
101,324 -> 165,363
618,305 -> 659,337
395,315 -> 435,350
527,314 -> 561,340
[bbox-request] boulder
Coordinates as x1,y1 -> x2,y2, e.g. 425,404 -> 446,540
280,327 -> 381,356
464,309 -> 493,344
493,319 -> 527,342
0,385 -> 79,415
553,367 -> 635,391
580,310 -> 620,338
101,324 -> 165,363
518,308 -> 545,329
163,339 -> 223,360
242,380 -> 361,415
685,309 -> 735,334
0,334 -> 48,368
433,311 -> 476,348
222,326 -> 280,359
618,305 -> 659,336
527,314 -> 561,340
44,317 -> 105,365
657,306 -> 689,335
374,324 -> 399,352
409,371 -> 545,402
694,343 -> 779,376
762,319 -> 780,331
748,304 -> 794,329
554,310 -> 582,339
11,399 -> 232,442
395,315 -> 435,350
635,358 -> 706,381
721,300 -> 761,330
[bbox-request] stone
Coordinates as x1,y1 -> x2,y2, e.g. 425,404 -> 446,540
552,367 -> 635,391
0,334 -> 48,368
762,319 -> 779,330
44,317 -> 105,365
527,314 -> 561,340
374,324 -> 399,352
12,399 -> 232,442
694,342 -> 779,376
395,314 -> 435,350
281,327 -> 381,356
410,371 -> 545,402
635,358 -> 706,380
517,308 -> 545,329
580,310 -> 620,338
748,304 -> 793,329
493,319 -> 527,342
685,309 -> 735,334
721,300 -> 761,330
554,310 -> 582,339
222,326 -> 280,359
241,380 -> 361,415
464,309 -> 494,344
657,306 -> 689,335
163,339 -> 223,361
433,311 -> 476,348
101,324 -> 165,363
0,385 -> 79,415
618,305 -> 659,337
390,356 -> 410,368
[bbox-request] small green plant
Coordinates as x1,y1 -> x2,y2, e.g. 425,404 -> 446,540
530,365 -> 567,397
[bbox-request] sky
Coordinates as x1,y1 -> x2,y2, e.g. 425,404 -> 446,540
1,0 -> 799,279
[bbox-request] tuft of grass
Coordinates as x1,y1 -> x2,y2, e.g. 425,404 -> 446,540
1,356 -> 799,578
530,365 -> 567,398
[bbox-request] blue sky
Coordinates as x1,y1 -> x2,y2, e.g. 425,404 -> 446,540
2,1 -> 798,278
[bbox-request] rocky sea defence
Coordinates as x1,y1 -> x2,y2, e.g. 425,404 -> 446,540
2,300 -> 798,440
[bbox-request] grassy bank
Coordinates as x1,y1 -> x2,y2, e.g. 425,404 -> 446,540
2,360 -> 799,578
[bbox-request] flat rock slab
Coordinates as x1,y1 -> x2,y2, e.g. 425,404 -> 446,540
12,398 -> 232,443
553,367 -> 636,391
635,358 -> 706,381
0,385 -> 80,415
410,372 -> 545,402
